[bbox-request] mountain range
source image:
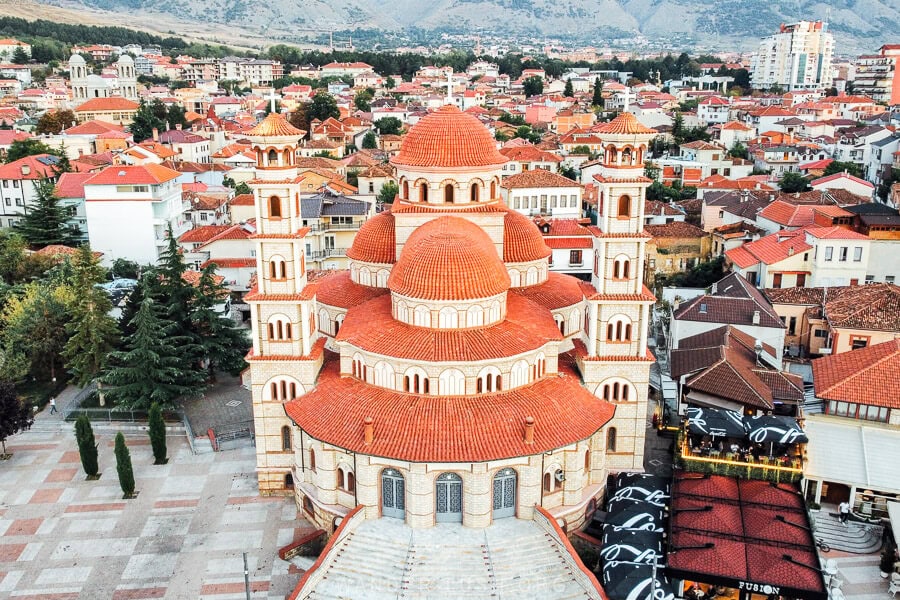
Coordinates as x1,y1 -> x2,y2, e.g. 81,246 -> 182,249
40,0 -> 900,52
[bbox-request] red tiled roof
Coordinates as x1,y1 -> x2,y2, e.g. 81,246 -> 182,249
201,258 -> 255,268
315,270 -> 390,309
645,221 -> 705,238
388,216 -> 510,301
822,283 -> 900,331
501,169 -> 579,189
593,112 -> 656,135
284,354 -> 614,462
545,237 -> 592,249
803,225 -> 868,240
64,120 -> 125,135
510,272 -> 585,309
74,97 -> 140,112
0,154 -> 66,180
810,171 -> 874,189
498,145 -> 563,164
231,193 -> 254,206
346,210 -> 395,264
55,172 -> 94,199
178,225 -> 231,244
504,209 -> 552,262
85,164 -> 180,186
725,231 -> 812,267
391,105 -> 508,169
244,112 -> 306,137
812,339 -> 900,408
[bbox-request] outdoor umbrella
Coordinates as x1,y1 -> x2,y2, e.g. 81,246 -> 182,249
744,414 -> 808,444
615,473 -> 671,494
602,560 -> 675,600
610,483 -> 670,508
604,498 -> 665,532
600,528 -> 664,565
686,406 -> 747,438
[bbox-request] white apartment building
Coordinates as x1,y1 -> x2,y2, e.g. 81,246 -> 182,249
752,21 -> 834,91
84,164 -> 191,266
853,45 -> 900,106
804,226 -> 871,287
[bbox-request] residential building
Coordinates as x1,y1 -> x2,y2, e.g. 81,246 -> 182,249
0,39 -> 30,61
751,21 -> 834,91
55,172 -> 94,242
810,171 -> 875,197
498,145 -> 561,175
644,221 -> 709,286
531,218 -> 593,278
845,202 -> 900,283
158,129 -> 211,163
803,226 -> 871,286
83,164 -> 189,265
697,96 -> 731,125
73,97 -> 140,126
0,154 -> 65,229
853,44 -> 900,105
501,169 -> 582,218
726,229 -> 813,288
643,200 -> 685,226
300,191 -> 371,270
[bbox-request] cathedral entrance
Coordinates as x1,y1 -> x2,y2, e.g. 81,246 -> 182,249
381,469 -> 405,519
435,473 -> 463,523
492,468 -> 517,519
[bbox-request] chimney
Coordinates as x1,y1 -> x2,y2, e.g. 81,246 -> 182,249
524,416 -> 535,445
152,127 -> 159,142
176,123 -> 182,130
20,164 -> 30,175
363,417 -> 374,445
752,310 -> 760,325
712,282 -> 718,294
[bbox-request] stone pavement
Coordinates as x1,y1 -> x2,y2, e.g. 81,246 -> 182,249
0,429 -> 313,599
181,374 -> 253,437
827,550 -> 887,600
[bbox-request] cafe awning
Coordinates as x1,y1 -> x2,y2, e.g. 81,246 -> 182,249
686,406 -> 746,438
744,414 -> 808,444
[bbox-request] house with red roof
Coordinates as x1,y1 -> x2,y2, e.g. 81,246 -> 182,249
73,97 -> 140,126
500,169 -> 582,218
498,144 -> 561,175
83,164 -> 191,265
810,171 -> 875,197
725,229 -> 813,288
0,154 -> 72,229
802,226 -> 871,286
55,172 -> 96,242
529,217 -> 593,278
697,96 -> 731,125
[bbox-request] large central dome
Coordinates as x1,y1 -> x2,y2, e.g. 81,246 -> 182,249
391,105 -> 508,169
387,216 -> 510,301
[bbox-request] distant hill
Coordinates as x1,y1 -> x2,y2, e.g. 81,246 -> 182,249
37,0 -> 900,52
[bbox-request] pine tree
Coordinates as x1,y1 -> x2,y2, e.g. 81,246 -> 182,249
0,382 -> 33,455
74,414 -> 99,477
11,45 -> 28,65
147,402 -> 167,464
592,77 -> 603,107
13,179 -> 80,247
190,264 -> 249,378
564,78 -> 574,98
63,246 -> 119,389
103,297 -> 205,409
114,432 -> 135,498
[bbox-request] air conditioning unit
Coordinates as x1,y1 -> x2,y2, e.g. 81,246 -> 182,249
554,470 -> 566,483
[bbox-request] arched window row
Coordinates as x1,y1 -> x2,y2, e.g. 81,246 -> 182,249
508,263 -> 548,289
266,376 -> 301,401
394,300 -> 502,329
597,379 -> 634,402
398,177 -> 501,204
268,256 -> 287,280
267,315 -> 293,341
606,315 -> 633,342
350,264 -> 390,288
337,464 -> 355,493
612,255 -> 631,280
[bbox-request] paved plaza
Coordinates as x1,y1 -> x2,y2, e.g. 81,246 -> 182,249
0,427 -> 309,599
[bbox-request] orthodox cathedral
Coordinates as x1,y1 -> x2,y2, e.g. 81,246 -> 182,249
243,105 -> 657,598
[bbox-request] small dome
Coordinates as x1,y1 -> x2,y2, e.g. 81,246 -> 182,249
244,112 -> 306,138
388,216 -> 510,301
391,105 -> 508,169
117,54 -> 134,64
503,209 -> 551,263
346,210 -> 396,264
69,54 -> 85,65
594,112 -> 657,135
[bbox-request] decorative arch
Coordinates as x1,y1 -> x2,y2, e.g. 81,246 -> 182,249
617,195 -> 631,218
318,309 -> 330,334
469,179 -> 484,203
264,376 -> 302,401
373,361 -> 395,389
401,179 -> 409,200
358,266 -> 372,286
510,359 -> 529,388
476,366 -> 502,393
268,254 -> 287,280
466,304 -> 484,327
535,351 -> 547,378
508,269 -> 521,288
612,254 -> 631,280
438,368 -> 465,395
376,269 -> 389,287
335,313 -> 345,336
525,266 -> 538,286
413,305 -> 431,327
443,182 -> 455,203
352,352 -> 367,380
543,463 -> 564,493
395,300 -> 409,323
606,314 -> 633,342
554,313 -> 566,336
268,195 -> 282,218
267,148 -> 278,165
418,181 -> 429,203
596,378 -> 634,402
438,306 -> 459,328
489,300 -> 501,323
267,314 -> 293,341
403,366 -> 429,394
568,309 -> 580,335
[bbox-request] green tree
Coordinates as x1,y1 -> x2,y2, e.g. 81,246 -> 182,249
307,92 -> 340,122
11,45 -> 28,64
728,142 -> 749,160
114,432 -> 135,497
287,103 -> 309,135
1,282 -> 73,382
6,138 -> 58,163
111,258 -> 140,280
147,402 -> 167,464
103,297 -> 204,409
63,246 -> 118,390
190,264 -> 249,377
129,99 -> 167,143
361,131 -> 378,149
559,164 -> 579,180
166,103 -> 188,130
376,181 -> 399,207
374,117 -> 402,135
592,77 -> 603,107
822,161 -> 863,179
74,414 -> 98,477
0,230 -> 52,285
571,144 -> 593,156
385,76 -> 396,89
779,171 -> 811,193
354,89 -> 373,112
563,78 -> 574,98
35,109 -> 77,135
523,76 -> 543,97
13,179 -> 80,247
234,182 -> 252,195
0,382 -> 32,455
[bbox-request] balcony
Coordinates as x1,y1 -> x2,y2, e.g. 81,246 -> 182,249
306,221 -> 363,234
675,434 -> 803,484
308,248 -> 349,260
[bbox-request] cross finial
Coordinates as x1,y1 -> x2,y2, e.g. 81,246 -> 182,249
447,70 -> 454,105
623,87 -> 633,113
268,89 -> 278,114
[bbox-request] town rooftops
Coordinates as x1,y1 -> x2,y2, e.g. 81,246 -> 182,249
810,172 -> 874,190
300,192 -> 369,219
501,169 -> 580,189
0,154 -> 65,180
673,272 -> 784,329
85,164 -> 181,186
74,97 -> 140,112
725,230 -> 812,268
812,339 -> 900,409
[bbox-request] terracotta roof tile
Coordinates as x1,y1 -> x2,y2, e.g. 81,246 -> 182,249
231,193 -> 255,206
812,339 -> 900,408
645,221 -> 706,238
504,209 -> 552,262
346,210 -> 396,264
501,169 -> 579,189
510,272 -> 585,309
84,164 -> 180,186
244,113 -> 305,137
315,271 -> 390,309
74,97 -> 140,112
593,112 -> 657,135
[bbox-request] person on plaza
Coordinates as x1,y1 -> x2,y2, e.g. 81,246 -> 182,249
838,500 -> 850,524
49,397 -> 57,415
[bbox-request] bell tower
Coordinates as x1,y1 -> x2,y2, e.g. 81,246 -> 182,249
579,112 -> 657,471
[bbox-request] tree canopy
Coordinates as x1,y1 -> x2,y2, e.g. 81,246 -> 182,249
523,76 -> 544,97
374,117 -> 403,135
779,171 -> 811,193
0,382 -> 33,455
35,109 -> 77,135
307,92 -> 340,123
13,179 -> 81,248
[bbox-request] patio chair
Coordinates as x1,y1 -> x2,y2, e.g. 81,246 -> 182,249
888,580 -> 900,598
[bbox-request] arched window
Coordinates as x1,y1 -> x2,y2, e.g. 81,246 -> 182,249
267,149 -> 278,164
607,315 -> 633,342
352,353 -> 366,380
438,307 -> 458,328
347,471 -> 355,493
268,195 -> 282,218
267,315 -> 292,340
376,269 -> 389,287
606,428 -> 617,452
599,379 -> 633,401
568,310 -> 580,335
373,361 -> 395,389
337,465 -> 355,493
525,266 -> 538,286
337,469 -> 344,489
543,467 -> 563,493
535,352 -> 546,378
358,267 -> 372,286
266,376 -> 301,400
335,314 -> 344,336
438,368 -> 465,395
419,183 -> 428,202
489,301 -> 501,323
510,360 -> 529,388
543,472 -> 552,492
476,366 -> 502,393
612,256 -> 631,280
470,184 -> 480,203
466,304 -> 484,327
508,269 -> 521,288
281,426 -> 292,451
413,305 -> 431,327
396,301 -> 409,323
621,147 -> 633,166
490,180 -> 497,198
402,180 -> 409,200
269,256 -> 286,280
555,314 -> 565,336
444,183 -> 454,203
403,366 -> 429,394
318,309 -> 330,334
309,448 -> 316,471
285,473 -> 294,489
584,449 -> 591,473
617,195 -> 631,218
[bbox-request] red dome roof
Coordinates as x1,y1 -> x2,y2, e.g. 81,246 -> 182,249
503,209 -> 552,263
391,105 -> 508,169
594,112 -> 657,135
388,216 -> 510,301
346,210 -> 396,264
244,112 -> 306,138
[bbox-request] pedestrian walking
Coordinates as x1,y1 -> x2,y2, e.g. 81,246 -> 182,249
49,397 -> 57,415
838,500 -> 850,524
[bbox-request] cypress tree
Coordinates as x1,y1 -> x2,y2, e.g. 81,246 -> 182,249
114,432 -> 134,498
592,77 -> 603,107
74,414 -> 99,478
564,78 -> 574,98
147,402 -> 167,464
190,264 -> 249,378
13,179 -> 80,247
